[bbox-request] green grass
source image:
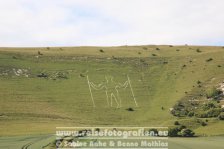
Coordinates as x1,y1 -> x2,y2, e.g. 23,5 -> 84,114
0,134 -> 54,149
0,45 -> 224,148
169,136 -> 224,149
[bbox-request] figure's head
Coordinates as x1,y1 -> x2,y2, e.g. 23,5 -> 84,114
105,75 -> 114,83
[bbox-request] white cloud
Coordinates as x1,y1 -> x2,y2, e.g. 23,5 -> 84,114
0,0 -> 223,46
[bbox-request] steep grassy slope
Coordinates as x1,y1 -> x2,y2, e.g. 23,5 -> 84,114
0,45 -> 224,137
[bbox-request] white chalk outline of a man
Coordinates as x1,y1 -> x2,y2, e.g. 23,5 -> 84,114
87,75 -> 138,108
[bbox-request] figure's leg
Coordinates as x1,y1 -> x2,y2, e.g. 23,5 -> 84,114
105,90 -> 109,106
127,75 -> 138,107
111,93 -> 119,108
116,89 -> 121,108
87,76 -> 96,107
110,93 -> 113,107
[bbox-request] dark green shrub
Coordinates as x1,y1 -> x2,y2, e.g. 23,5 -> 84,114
171,102 -> 189,117
99,49 -> 104,53
80,73 -> 85,77
196,49 -> 202,52
37,73 -> 48,78
56,72 -> 68,79
168,127 -> 179,137
38,51 -> 43,55
171,110 -> 188,117
148,129 -> 158,136
126,107 -> 134,111
174,121 -> 180,125
201,121 -> 207,126
207,108 -> 221,117
95,128 -> 100,132
218,113 -> 224,120
152,54 -> 157,56
202,102 -> 216,110
178,125 -> 186,131
206,58 -> 213,62
180,129 -> 195,137
197,80 -> 201,84
195,112 -> 208,118
140,59 -> 145,63
182,64 -> 187,68
206,87 -> 222,99
188,111 -> 194,117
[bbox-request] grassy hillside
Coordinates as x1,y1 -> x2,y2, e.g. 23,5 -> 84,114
0,45 -> 224,138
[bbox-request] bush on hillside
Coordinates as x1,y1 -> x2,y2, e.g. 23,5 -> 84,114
202,102 -> 216,110
218,113 -> 224,120
201,121 -> 207,126
174,121 -> 180,125
206,87 -> 222,99
206,58 -> 213,62
196,49 -> 202,53
148,129 -> 158,136
195,108 -> 221,118
197,80 -> 202,84
126,107 -> 134,111
180,129 -> 195,137
171,102 -> 190,117
168,125 -> 194,137
188,111 -> 194,117
79,73 -> 85,77
182,64 -> 187,68
99,49 -> 104,53
152,53 -> 157,56
171,109 -> 189,117
55,72 -> 68,79
207,108 -> 222,117
95,128 -> 100,132
177,125 -> 186,131
38,51 -> 43,55
195,112 -> 208,118
168,127 -> 179,137
37,72 -> 48,78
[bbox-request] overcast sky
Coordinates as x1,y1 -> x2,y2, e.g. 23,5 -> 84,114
0,0 -> 224,47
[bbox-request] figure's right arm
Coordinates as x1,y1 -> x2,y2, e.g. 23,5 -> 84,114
89,82 -> 105,90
